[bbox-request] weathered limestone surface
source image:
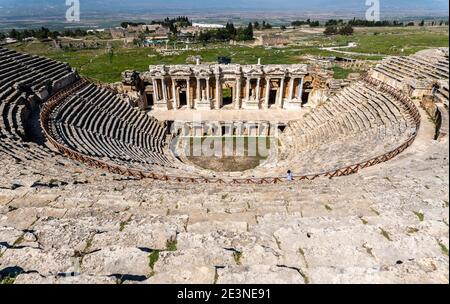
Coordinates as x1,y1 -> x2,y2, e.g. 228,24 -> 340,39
0,47 -> 448,284
0,129 -> 448,283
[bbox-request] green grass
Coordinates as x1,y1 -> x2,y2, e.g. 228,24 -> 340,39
362,243 -> 375,258
370,207 -> 380,216
166,239 -> 177,252
186,136 -> 273,172
413,211 -> 425,222
359,216 -> 368,225
380,228 -> 392,241
119,216 -> 132,232
4,41 -> 370,83
233,251 -> 243,265
298,248 -> 309,268
316,28 -> 449,56
148,250 -> 160,275
119,221 -> 127,232
437,240 -> 449,256
6,27 -> 447,83
9,41 -> 306,83
331,66 -> 356,79
0,276 -> 15,284
407,227 -> 420,234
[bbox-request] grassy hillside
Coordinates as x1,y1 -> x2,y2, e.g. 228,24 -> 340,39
6,26 -> 448,83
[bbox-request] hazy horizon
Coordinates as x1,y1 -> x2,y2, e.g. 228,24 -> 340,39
0,0 -> 448,30
1,0 -> 449,15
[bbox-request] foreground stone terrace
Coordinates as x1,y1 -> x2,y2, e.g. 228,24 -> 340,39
0,115 -> 448,284
0,46 -> 448,284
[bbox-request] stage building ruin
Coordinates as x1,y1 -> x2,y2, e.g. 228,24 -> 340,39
121,62 -> 330,111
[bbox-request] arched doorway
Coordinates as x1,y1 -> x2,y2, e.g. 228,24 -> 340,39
222,82 -> 234,107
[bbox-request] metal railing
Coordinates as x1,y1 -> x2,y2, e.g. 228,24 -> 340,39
40,76 -> 421,184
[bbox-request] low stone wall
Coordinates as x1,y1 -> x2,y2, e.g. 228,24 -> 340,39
421,95 -> 449,141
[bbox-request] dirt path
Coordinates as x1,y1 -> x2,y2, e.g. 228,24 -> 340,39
320,43 -> 388,57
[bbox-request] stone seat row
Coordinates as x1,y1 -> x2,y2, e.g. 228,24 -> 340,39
57,84 -> 167,144
387,56 -> 449,81
434,84 -> 449,108
50,83 -> 177,171
0,49 -> 73,94
280,81 -> 415,174
55,123 -> 173,169
280,81 -> 412,157
0,47 -> 80,165
373,52 -> 449,85
395,56 -> 449,79
290,126 -> 412,175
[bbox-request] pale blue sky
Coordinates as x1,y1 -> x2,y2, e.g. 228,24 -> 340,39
0,0 -> 448,11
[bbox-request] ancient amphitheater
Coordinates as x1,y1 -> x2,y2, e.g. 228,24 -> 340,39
0,46 -> 448,284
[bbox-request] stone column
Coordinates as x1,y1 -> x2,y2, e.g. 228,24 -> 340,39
161,78 -> 168,105
215,76 -> 221,108
278,77 -> 285,108
152,79 -> 159,101
186,78 -> 192,108
298,77 -> 304,100
235,77 -> 242,109
196,77 -> 201,101
264,78 -> 271,109
206,77 -> 210,102
245,78 -> 251,101
288,77 -> 295,100
256,77 -> 261,101
172,78 -> 178,109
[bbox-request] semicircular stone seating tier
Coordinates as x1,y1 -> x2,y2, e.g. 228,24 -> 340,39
272,80 -> 417,177
48,82 -> 177,173
1,45 -> 424,182
46,79 -> 419,181
0,46 -> 80,173
372,48 -> 449,88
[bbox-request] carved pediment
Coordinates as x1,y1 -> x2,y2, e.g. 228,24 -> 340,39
263,65 -> 287,76
193,66 -> 213,77
243,65 -> 263,76
168,66 -> 193,76
148,65 -> 167,77
141,72 -> 153,82
287,64 -> 308,76
143,63 -> 312,80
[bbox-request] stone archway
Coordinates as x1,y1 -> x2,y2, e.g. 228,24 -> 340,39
222,81 -> 235,107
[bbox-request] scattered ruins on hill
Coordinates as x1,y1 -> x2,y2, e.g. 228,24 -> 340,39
0,46 -> 448,284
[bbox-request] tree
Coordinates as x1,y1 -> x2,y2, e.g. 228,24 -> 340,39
419,20 -> 425,26
49,31 -> 59,40
262,21 -> 272,29
108,48 -> 114,64
225,22 -> 236,39
9,29 -> 18,39
234,23 -> 254,41
281,25 -> 286,30
244,22 -> 254,40
339,24 -> 354,36
324,25 -> 338,36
